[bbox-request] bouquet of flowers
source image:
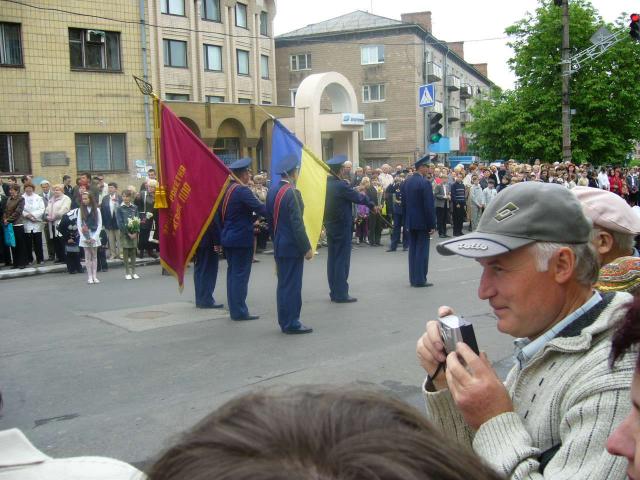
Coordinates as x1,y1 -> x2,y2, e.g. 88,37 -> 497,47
127,216 -> 141,234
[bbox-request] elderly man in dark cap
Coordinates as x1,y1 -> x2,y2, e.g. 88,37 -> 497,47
416,181 -> 634,479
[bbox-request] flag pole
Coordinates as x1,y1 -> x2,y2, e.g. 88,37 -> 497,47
152,94 -> 168,208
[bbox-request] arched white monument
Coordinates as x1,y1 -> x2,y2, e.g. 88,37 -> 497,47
292,72 -> 362,166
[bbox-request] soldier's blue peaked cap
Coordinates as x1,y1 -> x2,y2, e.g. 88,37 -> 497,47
414,154 -> 431,169
229,157 -> 252,170
278,154 -> 300,175
326,154 -> 348,166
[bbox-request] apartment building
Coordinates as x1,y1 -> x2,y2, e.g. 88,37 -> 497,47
275,10 -> 494,167
0,1 -> 148,185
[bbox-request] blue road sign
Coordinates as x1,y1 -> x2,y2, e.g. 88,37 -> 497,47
419,84 -> 435,107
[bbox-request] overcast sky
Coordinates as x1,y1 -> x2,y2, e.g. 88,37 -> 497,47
273,0 -> 634,89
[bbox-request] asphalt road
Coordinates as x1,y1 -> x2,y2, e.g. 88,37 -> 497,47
0,235 -> 514,469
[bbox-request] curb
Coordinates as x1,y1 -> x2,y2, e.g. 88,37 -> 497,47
0,257 -> 162,280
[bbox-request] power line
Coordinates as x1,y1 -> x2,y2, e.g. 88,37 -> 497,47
2,0 -> 508,46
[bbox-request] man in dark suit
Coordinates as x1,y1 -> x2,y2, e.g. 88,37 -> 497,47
404,155 -> 436,287
324,155 -> 376,303
386,175 -> 408,252
220,157 -> 266,321
266,155 -> 314,334
100,182 -> 122,260
433,171 -> 450,238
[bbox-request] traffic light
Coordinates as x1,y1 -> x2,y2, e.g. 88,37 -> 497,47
630,13 -> 640,41
429,112 -> 443,144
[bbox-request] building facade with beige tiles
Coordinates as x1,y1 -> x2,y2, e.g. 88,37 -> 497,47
275,11 -> 495,168
0,0 -> 281,183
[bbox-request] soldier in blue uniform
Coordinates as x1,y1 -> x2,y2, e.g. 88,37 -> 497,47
324,155 -> 377,303
266,155 -> 314,334
403,155 -> 436,287
386,175 -> 409,252
194,218 -> 223,309
220,157 -> 267,320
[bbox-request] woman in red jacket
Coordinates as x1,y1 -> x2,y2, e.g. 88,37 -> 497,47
609,169 -> 625,196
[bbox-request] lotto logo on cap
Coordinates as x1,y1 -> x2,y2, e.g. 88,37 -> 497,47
436,182 -> 592,258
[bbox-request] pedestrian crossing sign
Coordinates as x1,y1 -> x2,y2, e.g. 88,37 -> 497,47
419,84 -> 435,107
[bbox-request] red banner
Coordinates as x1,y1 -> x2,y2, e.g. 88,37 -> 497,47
158,103 -> 230,289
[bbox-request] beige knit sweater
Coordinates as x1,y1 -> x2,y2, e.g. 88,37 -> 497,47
424,292 -> 635,479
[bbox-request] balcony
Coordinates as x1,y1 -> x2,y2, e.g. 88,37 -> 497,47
447,75 -> 460,91
433,100 -> 444,114
460,111 -> 472,123
448,106 -> 460,121
460,84 -> 473,99
426,62 -> 442,83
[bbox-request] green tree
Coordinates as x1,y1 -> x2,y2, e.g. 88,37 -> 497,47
466,0 -> 640,164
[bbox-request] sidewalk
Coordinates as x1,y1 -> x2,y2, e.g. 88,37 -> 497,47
0,256 -> 161,280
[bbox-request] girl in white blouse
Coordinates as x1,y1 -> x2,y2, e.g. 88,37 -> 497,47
77,192 -> 102,284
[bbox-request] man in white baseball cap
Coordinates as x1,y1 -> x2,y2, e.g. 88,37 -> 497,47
416,181 -> 634,478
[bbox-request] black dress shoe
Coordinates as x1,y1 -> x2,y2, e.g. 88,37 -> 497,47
386,248 -> 396,252
233,315 -> 259,321
283,324 -> 313,334
413,282 -> 435,288
197,303 -> 224,309
333,297 -> 357,303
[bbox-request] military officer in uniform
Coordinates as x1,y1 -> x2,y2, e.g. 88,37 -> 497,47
386,175 -> 408,252
220,157 -> 267,320
266,155 -> 314,334
325,155 -> 377,303
404,155 -> 436,287
194,218 -> 223,309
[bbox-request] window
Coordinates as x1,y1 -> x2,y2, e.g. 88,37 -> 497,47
161,0 -> 185,16
235,3 -> 248,28
206,95 -> 224,103
363,121 -> 386,140
0,133 -> 29,173
363,84 -> 385,102
0,22 -> 22,66
238,98 -> 251,104
260,11 -> 268,36
204,44 -> 222,71
236,49 -> 249,75
163,39 -> 187,67
260,54 -> 269,79
290,88 -> 297,106
75,134 -> 126,172
290,53 -> 311,71
361,45 -> 384,65
69,28 -> 121,71
165,93 -> 189,101
261,100 -> 272,105
201,0 -> 221,21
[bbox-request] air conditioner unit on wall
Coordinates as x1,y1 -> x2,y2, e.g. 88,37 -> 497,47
86,30 -> 105,43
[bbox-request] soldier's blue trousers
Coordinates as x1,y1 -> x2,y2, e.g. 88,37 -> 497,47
194,245 -> 219,307
225,246 -> 253,319
276,256 -> 304,331
408,230 -> 430,286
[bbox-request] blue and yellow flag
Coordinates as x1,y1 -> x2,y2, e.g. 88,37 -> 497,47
270,120 -> 329,253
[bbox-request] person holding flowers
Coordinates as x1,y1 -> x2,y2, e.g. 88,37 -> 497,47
117,190 -> 140,280
77,191 -> 102,284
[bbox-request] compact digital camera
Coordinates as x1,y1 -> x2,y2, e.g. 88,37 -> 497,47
437,315 -> 480,355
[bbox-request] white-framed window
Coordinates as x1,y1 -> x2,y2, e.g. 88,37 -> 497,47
0,22 -> 23,66
165,93 -> 189,101
0,133 -> 30,173
363,121 -> 386,140
289,53 -> 311,71
69,28 -> 121,71
363,84 -> 385,102
238,98 -> 251,104
206,95 -> 224,103
361,45 -> 384,65
204,44 -> 222,71
289,88 -> 297,106
260,11 -> 268,36
161,0 -> 185,16
235,3 -> 248,28
75,133 -> 127,172
163,39 -> 187,67
236,49 -> 249,75
260,54 -> 269,79
201,0 -> 221,21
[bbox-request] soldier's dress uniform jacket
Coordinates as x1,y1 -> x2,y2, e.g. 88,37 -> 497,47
403,172 -> 436,286
220,180 -> 266,320
324,176 -> 374,301
266,180 -> 311,332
